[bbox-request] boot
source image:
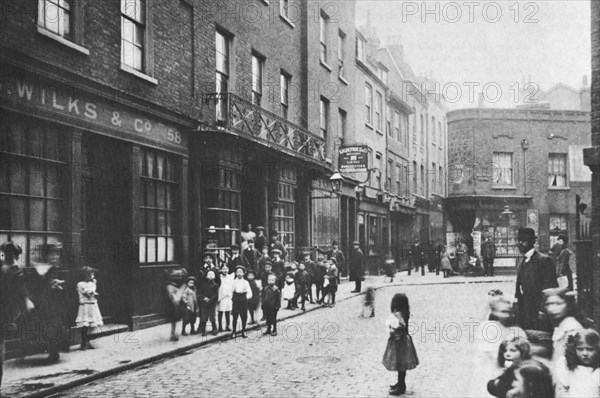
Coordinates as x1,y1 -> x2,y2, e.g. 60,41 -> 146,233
370,309 -> 375,317
263,326 -> 272,335
181,325 -> 188,336
200,322 -> 207,336
271,325 -> 277,336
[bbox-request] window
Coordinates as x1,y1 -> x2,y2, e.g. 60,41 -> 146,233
271,167 -> 296,256
139,148 -> 179,264
419,114 -> 424,146
549,214 -> 568,247
215,30 -> 230,121
356,36 -> 365,62
319,12 -> 328,63
38,0 -> 72,39
432,162 -> 436,194
121,0 -> 146,71
368,215 -> 379,256
420,165 -> 425,196
387,159 -> 393,191
375,92 -> 383,131
320,97 -> 329,141
365,83 -> 373,125
338,109 -> 347,140
394,112 -> 400,143
413,161 -> 418,194
386,108 -> 392,137
548,153 -> 567,187
280,0 -> 289,18
395,164 -> 401,195
252,53 -> 264,106
493,152 -> 513,186
338,30 -> 346,79
432,116 -> 436,144
438,121 -> 442,145
376,153 -> 382,189
280,72 -> 290,119
0,116 -> 66,266
439,165 -> 444,193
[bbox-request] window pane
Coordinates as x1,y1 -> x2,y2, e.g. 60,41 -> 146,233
29,162 -> 44,196
145,151 -> 154,177
30,199 -> 45,230
29,125 -> 43,157
167,238 -> 175,262
10,120 -> 25,154
156,153 -> 165,180
146,210 -> 156,234
158,211 -> 166,235
0,196 -> 9,229
46,167 -> 61,198
139,236 -> 146,263
146,237 -> 156,263
157,236 -> 166,262
47,200 -> 61,231
30,234 -> 45,263
45,127 -> 59,160
166,186 -> 175,209
10,160 -> 27,194
157,184 -> 166,208
122,41 -> 134,67
146,181 -> 156,207
11,197 -> 26,230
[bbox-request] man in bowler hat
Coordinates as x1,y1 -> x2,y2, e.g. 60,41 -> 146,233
515,227 -> 557,330
349,241 -> 364,292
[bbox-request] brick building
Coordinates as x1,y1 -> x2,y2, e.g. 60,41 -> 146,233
447,107 -> 592,268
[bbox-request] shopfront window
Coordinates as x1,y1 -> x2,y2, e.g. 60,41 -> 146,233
0,116 -> 66,266
139,148 -> 179,264
549,214 -> 568,247
368,215 -> 379,256
272,166 -> 296,254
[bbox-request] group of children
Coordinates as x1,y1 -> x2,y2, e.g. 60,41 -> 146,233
473,288 -> 600,398
165,248 -> 343,341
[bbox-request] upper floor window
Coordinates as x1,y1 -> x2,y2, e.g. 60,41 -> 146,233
420,165 -> 425,196
338,30 -> 346,79
252,53 -> 264,106
394,112 -> 400,143
395,164 -> 401,195
320,97 -> 329,141
375,153 -> 382,189
356,36 -> 365,62
338,109 -> 347,140
320,12 -> 328,64
419,114 -> 424,146
413,161 -> 418,193
386,108 -> 392,137
387,159 -> 393,192
548,153 -> 567,187
431,116 -> 436,144
493,152 -> 513,186
375,92 -> 383,131
215,30 -> 231,120
365,83 -> 373,125
121,0 -> 146,71
280,72 -> 290,119
38,0 -> 72,39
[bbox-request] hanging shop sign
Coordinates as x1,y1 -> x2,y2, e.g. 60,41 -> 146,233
339,145 -> 369,173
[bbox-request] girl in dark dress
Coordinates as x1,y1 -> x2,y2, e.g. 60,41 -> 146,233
382,293 -> 419,396
487,337 -> 531,398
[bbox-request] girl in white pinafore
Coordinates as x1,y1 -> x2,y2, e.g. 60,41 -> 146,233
75,267 -> 103,350
217,265 -> 234,332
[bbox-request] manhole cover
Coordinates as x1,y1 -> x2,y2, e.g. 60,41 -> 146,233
296,356 -> 340,364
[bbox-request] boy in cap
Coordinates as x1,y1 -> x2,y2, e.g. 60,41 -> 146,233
197,269 -> 219,336
242,239 -> 259,273
262,273 -> 281,336
227,245 -> 244,275
231,265 -> 252,338
270,231 -> 287,261
257,246 -> 272,276
292,261 -> 310,311
181,276 -> 198,335
246,270 -> 261,324
301,251 -> 316,303
271,248 -> 286,291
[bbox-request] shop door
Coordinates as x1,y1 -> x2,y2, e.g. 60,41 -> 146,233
81,134 -> 132,324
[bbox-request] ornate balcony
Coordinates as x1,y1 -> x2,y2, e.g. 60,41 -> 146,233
199,92 -> 327,167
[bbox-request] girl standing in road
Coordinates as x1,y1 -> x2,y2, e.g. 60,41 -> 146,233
382,293 -> 419,396
74,266 -> 103,349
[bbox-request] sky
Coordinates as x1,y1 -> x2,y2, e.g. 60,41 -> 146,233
355,0 -> 591,109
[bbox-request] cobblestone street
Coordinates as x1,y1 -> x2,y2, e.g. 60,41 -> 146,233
54,280 -> 513,398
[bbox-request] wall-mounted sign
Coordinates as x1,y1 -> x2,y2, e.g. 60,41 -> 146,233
339,145 -> 369,172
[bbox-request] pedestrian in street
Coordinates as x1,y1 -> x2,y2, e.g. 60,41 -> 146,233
270,230 -> 287,261
282,271 -> 296,309
262,273 -> 281,337
1,241 -> 34,388
481,234 -> 497,277
246,270 -> 260,324
197,252 -> 221,287
271,248 -> 286,291
254,226 -> 267,253
554,328 -> 600,398
382,293 -> 419,396
74,266 -> 103,349
292,261 -> 310,311
197,269 -> 219,336
440,248 -> 454,278
316,240 -> 346,281
180,276 -> 198,336
487,337 -> 531,398
553,234 -> 574,291
515,227 -> 558,331
361,286 -> 375,318
542,287 -> 586,368
242,239 -> 259,273
300,251 -> 316,303
323,259 -> 338,308
217,265 -> 233,332
230,265 -> 252,339
164,268 -> 187,342
505,360 -> 555,398
457,239 -> 470,274
227,245 -> 244,275
314,256 -> 327,303
349,241 -> 364,293
31,243 -> 67,362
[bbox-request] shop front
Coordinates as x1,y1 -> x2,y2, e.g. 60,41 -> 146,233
0,67 -> 190,330
357,199 -> 389,275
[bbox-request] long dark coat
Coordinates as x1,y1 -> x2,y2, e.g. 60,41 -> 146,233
349,247 -> 364,282
515,250 -> 558,330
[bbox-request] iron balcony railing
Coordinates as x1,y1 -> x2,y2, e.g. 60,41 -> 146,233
199,92 -> 327,165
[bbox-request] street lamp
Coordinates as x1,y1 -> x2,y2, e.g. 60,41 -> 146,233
329,170 -> 343,194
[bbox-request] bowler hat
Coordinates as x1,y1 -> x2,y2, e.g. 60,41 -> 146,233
0,241 -> 22,256
558,234 -> 569,244
186,276 -> 198,283
235,265 -> 246,273
79,265 -> 98,274
517,227 -> 537,242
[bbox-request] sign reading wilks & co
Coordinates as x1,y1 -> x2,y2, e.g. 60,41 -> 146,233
339,145 -> 369,173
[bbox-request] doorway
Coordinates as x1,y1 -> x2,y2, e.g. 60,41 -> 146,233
81,134 -> 132,324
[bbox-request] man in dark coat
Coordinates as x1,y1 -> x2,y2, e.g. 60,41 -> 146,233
316,240 -> 346,281
269,231 -> 287,261
254,226 -> 267,253
242,240 -> 260,273
515,227 -> 558,331
481,234 -> 497,276
552,234 -> 573,291
349,241 -> 364,293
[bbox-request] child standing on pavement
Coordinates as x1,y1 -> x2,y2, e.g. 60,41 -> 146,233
361,286 -> 375,318
314,256 -> 327,303
181,276 -> 198,335
292,262 -> 310,311
382,293 -> 419,396
246,270 -> 260,324
301,251 -> 316,303
262,273 -> 281,336
217,265 -> 233,332
324,260 -> 338,308
230,265 -> 253,339
197,269 -> 219,336
282,271 -> 296,309
74,266 -> 103,350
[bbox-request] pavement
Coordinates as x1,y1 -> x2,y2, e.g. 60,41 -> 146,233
1,270 -> 515,398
